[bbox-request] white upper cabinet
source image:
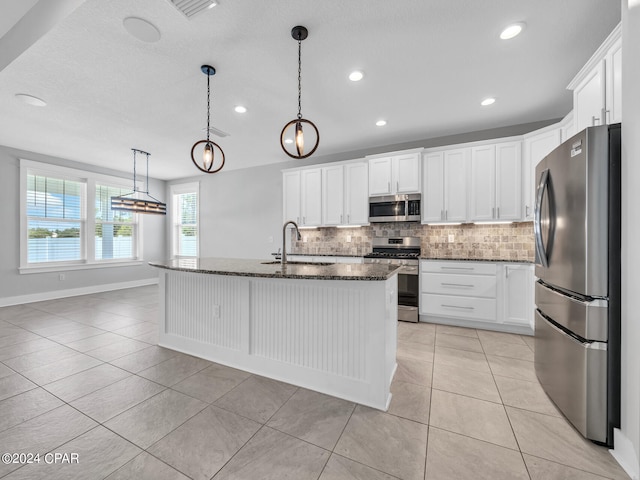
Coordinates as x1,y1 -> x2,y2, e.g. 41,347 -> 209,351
422,149 -> 468,223
495,142 -> 522,221
523,127 -> 561,221
394,153 -> 421,193
568,24 -> 621,133
300,168 -> 322,227
470,145 -> 496,221
322,165 -> 344,226
422,152 -> 445,223
283,170 -> 301,224
368,157 -> 393,196
344,163 -> 369,225
444,149 -> 469,222
573,62 -> 605,132
605,36 -> 622,124
283,161 -> 369,228
369,153 -> 421,196
469,141 -> 522,222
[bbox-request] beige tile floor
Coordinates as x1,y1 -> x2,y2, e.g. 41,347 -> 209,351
0,286 -> 630,479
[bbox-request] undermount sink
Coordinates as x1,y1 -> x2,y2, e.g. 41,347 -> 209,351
261,261 -> 333,266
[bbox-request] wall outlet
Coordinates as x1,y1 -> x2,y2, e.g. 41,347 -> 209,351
346,235 -> 352,243
448,234 -> 455,243
303,236 -> 308,243
58,273 -> 65,281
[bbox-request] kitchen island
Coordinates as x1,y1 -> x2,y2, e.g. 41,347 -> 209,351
150,258 -> 399,410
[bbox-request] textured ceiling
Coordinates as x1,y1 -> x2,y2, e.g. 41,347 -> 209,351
0,0 -> 621,179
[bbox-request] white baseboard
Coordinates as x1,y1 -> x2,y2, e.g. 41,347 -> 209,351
0,278 -> 159,307
611,428 -> 640,480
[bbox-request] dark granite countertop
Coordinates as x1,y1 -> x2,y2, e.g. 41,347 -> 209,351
149,257 -> 400,281
421,257 -> 534,264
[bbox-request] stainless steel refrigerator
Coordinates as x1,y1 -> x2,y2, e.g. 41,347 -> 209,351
534,123 -> 620,447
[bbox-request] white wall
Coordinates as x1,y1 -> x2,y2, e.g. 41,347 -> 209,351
616,1 -> 640,478
0,145 -> 165,304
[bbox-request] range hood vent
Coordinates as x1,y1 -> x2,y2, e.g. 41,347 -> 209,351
168,0 -> 215,19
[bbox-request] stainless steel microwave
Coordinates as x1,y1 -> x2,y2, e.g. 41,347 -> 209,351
369,194 -> 421,223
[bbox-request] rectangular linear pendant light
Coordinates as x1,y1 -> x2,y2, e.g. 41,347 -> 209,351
111,196 -> 166,215
111,149 -> 166,215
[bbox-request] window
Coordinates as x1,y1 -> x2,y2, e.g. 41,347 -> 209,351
20,159 -> 144,272
95,184 -> 137,260
26,173 -> 85,263
170,183 -> 199,257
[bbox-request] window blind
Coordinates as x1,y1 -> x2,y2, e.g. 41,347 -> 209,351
26,174 -> 83,263
95,184 -> 137,260
174,191 -> 198,256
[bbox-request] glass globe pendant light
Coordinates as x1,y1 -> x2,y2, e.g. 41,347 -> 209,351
280,26 -> 319,159
191,65 -> 225,173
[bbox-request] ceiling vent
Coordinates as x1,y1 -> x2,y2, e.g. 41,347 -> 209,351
168,0 -> 216,19
203,126 -> 230,138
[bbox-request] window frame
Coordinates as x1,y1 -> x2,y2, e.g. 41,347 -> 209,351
170,182 -> 199,259
20,159 -> 144,274
93,182 -> 140,263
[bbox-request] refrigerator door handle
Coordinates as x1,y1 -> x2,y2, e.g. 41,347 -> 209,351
534,168 -> 550,267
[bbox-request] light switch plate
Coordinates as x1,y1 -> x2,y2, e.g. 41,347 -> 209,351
448,234 -> 455,243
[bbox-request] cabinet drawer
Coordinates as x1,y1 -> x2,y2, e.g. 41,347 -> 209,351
421,293 -> 497,321
420,261 -> 497,275
421,273 -> 497,298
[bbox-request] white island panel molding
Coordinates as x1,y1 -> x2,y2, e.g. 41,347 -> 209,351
157,268 -> 397,410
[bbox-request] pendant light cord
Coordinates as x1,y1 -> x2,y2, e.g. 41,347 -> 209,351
145,151 -> 149,195
297,38 -> 302,119
206,72 -> 211,142
132,149 -> 137,192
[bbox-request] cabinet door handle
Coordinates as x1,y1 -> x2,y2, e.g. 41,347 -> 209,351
445,209 -> 448,220
347,214 -> 350,223
505,266 -> 510,278
441,282 -> 474,288
340,214 -> 343,224
605,109 -> 611,124
396,181 -> 399,192
492,207 -> 495,219
497,207 -> 500,218
440,266 -> 474,271
303,216 -> 306,225
388,181 -> 391,192
592,115 -> 600,126
525,205 -> 530,217
441,304 -> 475,310
441,210 -> 444,220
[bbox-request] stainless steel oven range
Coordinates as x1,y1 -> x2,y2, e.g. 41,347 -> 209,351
364,237 -> 420,323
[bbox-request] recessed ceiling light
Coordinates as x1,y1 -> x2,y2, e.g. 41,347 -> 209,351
123,17 -> 161,43
376,120 -> 387,127
284,138 -> 293,144
500,22 -> 525,40
481,97 -> 496,106
234,105 -> 247,113
349,71 -> 364,82
15,94 -> 46,107
208,1 -> 218,8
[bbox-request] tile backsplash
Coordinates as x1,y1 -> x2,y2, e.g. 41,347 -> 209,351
292,222 -> 534,261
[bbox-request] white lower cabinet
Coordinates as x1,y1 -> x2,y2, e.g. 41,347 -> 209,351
419,260 -> 534,334
503,264 -> 534,330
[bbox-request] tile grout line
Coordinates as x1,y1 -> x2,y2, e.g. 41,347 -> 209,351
483,335 -> 534,480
